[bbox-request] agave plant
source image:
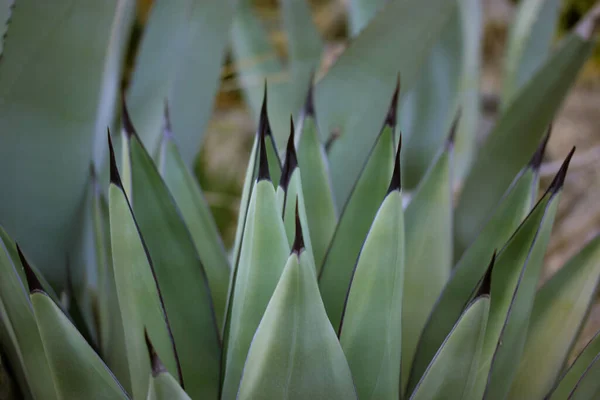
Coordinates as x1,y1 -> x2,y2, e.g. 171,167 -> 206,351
1,0 -> 600,399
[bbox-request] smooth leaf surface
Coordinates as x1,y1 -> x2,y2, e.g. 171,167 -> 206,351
129,134 -> 221,399
402,142 -> 453,391
454,19 -> 596,256
339,188 -> 404,399
509,234 -> 600,398
222,180 -> 290,400
347,0 -> 387,36
238,251 -> 358,400
157,131 -> 230,331
147,372 -> 191,400
318,125 -> 395,330
127,0 -> 234,162
314,0 -> 457,208
409,164 -> 537,390
410,297 -> 489,400
31,292 -> 128,400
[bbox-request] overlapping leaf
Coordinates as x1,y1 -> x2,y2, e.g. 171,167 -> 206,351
145,335 -> 191,400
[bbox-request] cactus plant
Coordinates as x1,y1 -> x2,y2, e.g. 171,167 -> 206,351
1,0 -> 600,399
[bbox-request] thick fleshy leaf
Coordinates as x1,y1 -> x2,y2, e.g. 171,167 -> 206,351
508,235 -> 600,398
410,296 -> 489,400
108,143 -> 181,400
401,140 -> 453,391
399,7 -> 461,189
127,0 -> 234,162
237,250 -> 358,400
157,122 -> 230,331
470,154 -> 571,400
347,0 -> 387,36
314,0 -> 457,208
454,12 -> 597,257
409,150 -> 542,391
145,336 -> 191,400
31,292 -> 128,399
501,0 -> 561,106
0,238 -> 57,400
128,132 -> 221,399
318,112 -> 396,330
0,0 -> 129,285
295,87 -> 337,269
339,173 -> 404,399
548,330 -> 600,400
222,179 -> 290,400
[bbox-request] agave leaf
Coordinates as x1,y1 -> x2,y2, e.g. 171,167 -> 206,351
454,11 -> 597,257
346,0 -> 387,36
30,291 -> 128,399
409,140 -> 545,390
0,289 -> 30,399
339,153 -> 404,399
318,88 -> 397,330
157,115 -> 230,331
399,6 -> 462,189
508,235 -> 600,398
401,138 -> 453,392
453,0 -> 482,183
127,131 -> 221,399
410,296 -> 489,400
296,85 -> 338,269
0,0 -> 129,285
222,156 -> 291,400
501,0 -> 561,106
237,248 -> 357,399
471,152 -> 572,400
92,175 -> 130,390
548,330 -> 600,400
108,138 -> 181,400
126,0 -> 234,162
314,0 -> 457,209
0,239 -> 57,400
145,334 -> 191,400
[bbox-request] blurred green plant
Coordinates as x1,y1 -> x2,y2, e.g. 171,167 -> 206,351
0,0 -> 600,399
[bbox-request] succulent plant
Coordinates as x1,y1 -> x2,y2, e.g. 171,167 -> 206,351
1,0 -> 600,399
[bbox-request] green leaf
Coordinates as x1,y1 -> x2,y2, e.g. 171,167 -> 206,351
127,0 -> 234,162
108,141 -> 181,400
0,238 -> 57,400
454,13 -> 597,257
402,139 -> 453,392
346,0 -> 387,36
128,132 -> 221,399
0,0 -> 12,55
0,0 -> 129,285
409,159 -> 539,392
237,249 -> 358,399
548,330 -> 600,400
222,176 -> 290,400
410,296 -> 489,400
31,291 -> 128,399
157,120 -> 230,331
145,335 -> 191,400
399,6 -> 462,189
318,103 -> 396,331
501,0 -> 561,106
314,0 -> 457,208
471,154 -> 570,400
508,234 -> 600,398
339,163 -> 404,400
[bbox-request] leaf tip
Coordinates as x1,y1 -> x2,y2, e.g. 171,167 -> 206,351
385,74 -> 401,127
549,146 -> 576,193
292,199 -> 305,255
257,121 -> 271,183
121,99 -> 137,139
279,116 -> 298,190
303,69 -> 316,117
144,329 -> 167,378
16,244 -> 43,294
163,100 -> 174,139
108,130 -> 123,188
528,125 -> 552,170
476,250 -> 496,298
446,108 -> 461,148
387,135 -> 402,194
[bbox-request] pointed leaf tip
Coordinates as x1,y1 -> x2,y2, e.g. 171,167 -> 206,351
16,244 -> 43,294
121,98 -> 137,138
548,147 -> 576,194
528,125 -> 552,170
144,329 -> 167,378
257,122 -> 271,182
446,108 -> 462,147
385,75 -> 401,127
292,199 -> 305,255
280,117 -> 298,190
163,100 -> 173,137
303,70 -> 316,117
107,130 -> 123,188
475,250 -> 496,298
387,136 -> 402,194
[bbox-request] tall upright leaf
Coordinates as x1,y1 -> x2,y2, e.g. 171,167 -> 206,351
318,86 -> 398,330
127,0 -> 235,162
454,10 -> 598,257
